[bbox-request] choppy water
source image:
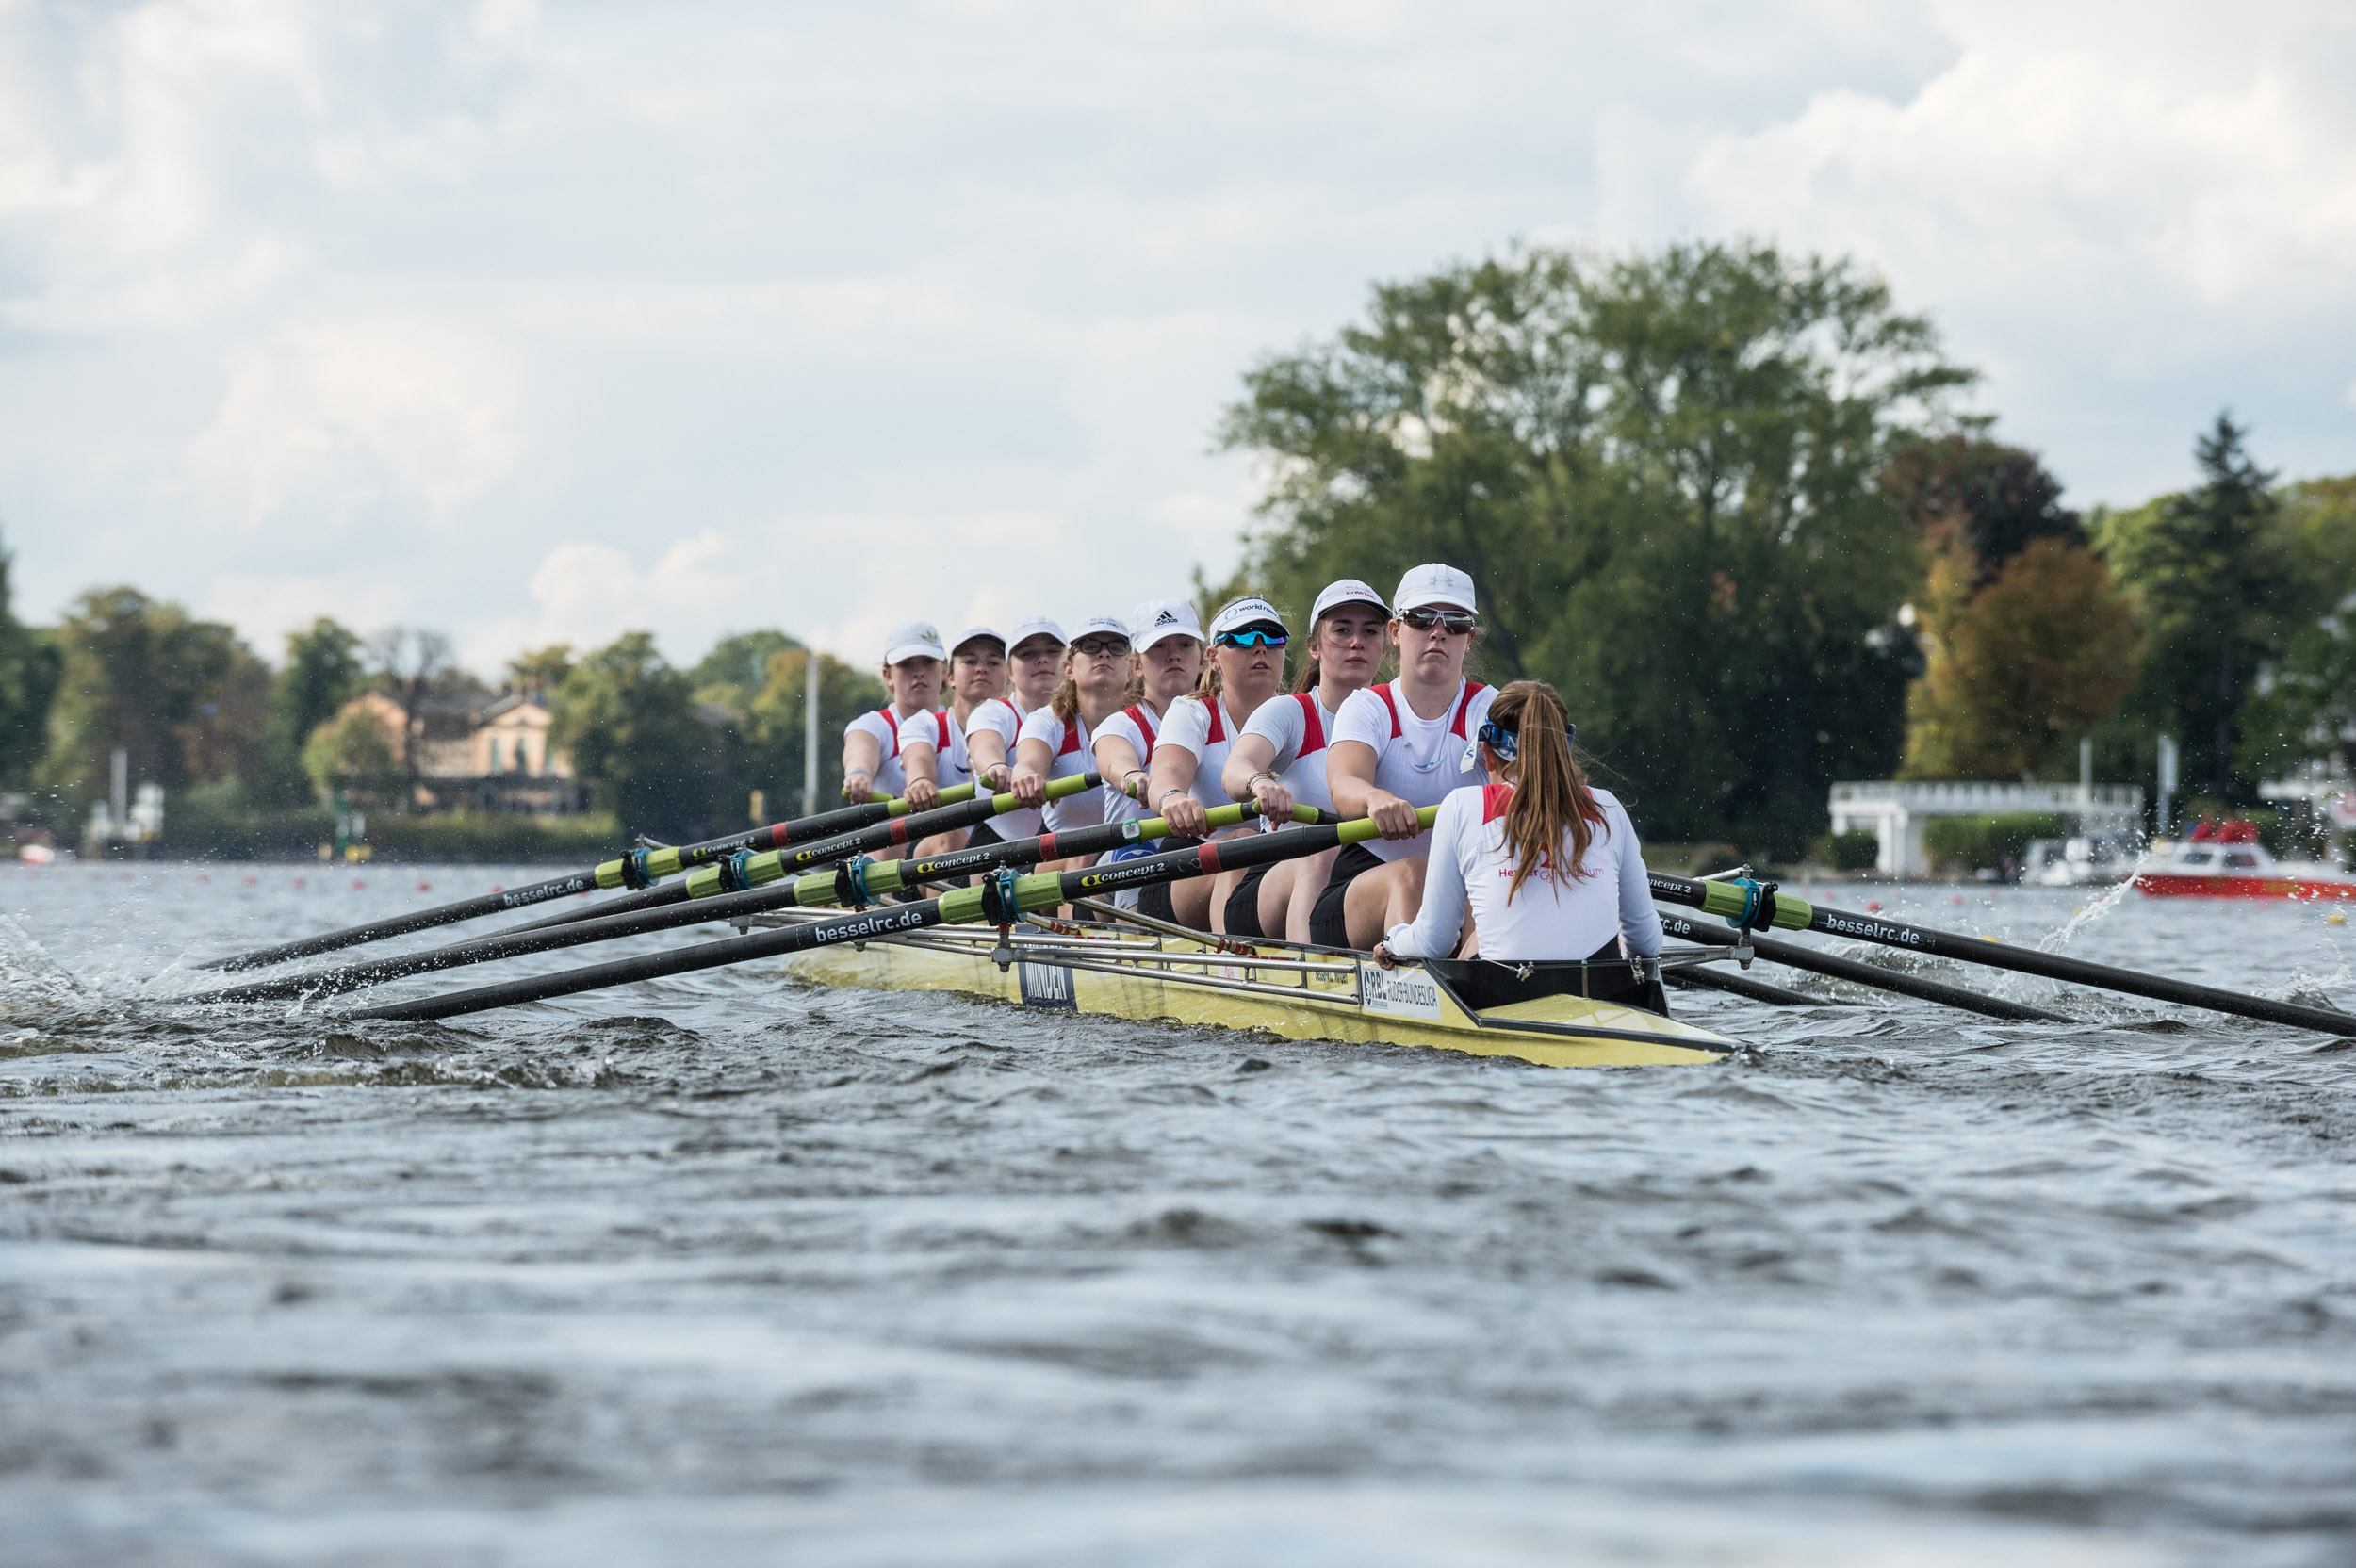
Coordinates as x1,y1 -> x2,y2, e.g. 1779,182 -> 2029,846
3,858 -> 2354,1566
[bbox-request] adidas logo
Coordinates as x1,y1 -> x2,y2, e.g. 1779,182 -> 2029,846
1155,609 -> 1180,625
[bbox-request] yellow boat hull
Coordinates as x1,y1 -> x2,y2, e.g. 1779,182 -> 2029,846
781,923 -> 1735,1069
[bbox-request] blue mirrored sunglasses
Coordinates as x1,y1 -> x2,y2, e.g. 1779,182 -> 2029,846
1214,627 -> 1288,648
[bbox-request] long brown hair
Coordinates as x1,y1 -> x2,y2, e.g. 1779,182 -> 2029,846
1050,646 -> 1081,724
1490,681 -> 1605,903
1295,603 -> 1390,693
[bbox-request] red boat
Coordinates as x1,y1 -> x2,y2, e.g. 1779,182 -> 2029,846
2134,831 -> 2356,900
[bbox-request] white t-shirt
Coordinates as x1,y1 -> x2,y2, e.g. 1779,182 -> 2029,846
1091,703 -> 1162,828
1020,708 -> 1104,833
1154,692 -> 1254,814
961,697 -> 1033,838
892,706 -> 962,787
844,704 -> 924,800
1329,678 -> 1497,862
1239,690 -> 1341,816
1384,783 -> 1663,963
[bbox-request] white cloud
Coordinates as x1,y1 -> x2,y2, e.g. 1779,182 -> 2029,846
185,316 -> 521,527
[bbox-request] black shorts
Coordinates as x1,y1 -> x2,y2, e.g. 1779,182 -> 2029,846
1307,841 -> 1388,951
1220,860 -> 1273,940
1135,837 -> 1201,924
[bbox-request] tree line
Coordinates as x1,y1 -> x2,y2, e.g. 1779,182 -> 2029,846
0,575 -> 885,846
1214,240 -> 2356,853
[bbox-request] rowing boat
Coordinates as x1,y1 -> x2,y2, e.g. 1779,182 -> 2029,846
763,907 -> 1737,1068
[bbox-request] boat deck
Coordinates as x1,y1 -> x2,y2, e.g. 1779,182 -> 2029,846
765,911 -> 1738,1069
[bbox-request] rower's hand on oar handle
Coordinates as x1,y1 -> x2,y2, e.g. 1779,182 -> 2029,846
1121,768 -> 1151,802
1006,767 -> 1047,808
904,776 -> 941,810
843,769 -> 877,804
1158,789 -> 1209,839
1367,790 -> 1422,841
1247,773 -> 1296,823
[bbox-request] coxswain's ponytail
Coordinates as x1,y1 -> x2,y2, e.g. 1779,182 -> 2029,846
1486,680 -> 1604,903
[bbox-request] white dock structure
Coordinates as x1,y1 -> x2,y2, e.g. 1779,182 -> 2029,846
1829,781 -> 2145,878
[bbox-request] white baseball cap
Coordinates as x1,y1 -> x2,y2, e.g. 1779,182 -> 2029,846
1209,596 -> 1288,640
1129,597 -> 1203,650
1393,564 -> 1477,614
1069,612 -> 1130,645
1006,614 -> 1066,652
1311,579 -> 1388,623
949,623 -> 1006,657
883,620 -> 947,664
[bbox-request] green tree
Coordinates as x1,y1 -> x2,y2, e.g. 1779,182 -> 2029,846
743,646 -> 887,811
0,531 -> 62,791
2095,414 -> 2299,801
507,645 -> 575,696
550,631 -> 728,841
1219,240 -> 1974,851
1883,435 -> 2085,585
691,629 -> 800,710
260,618 -> 365,804
38,587 -> 268,808
302,705 -> 403,807
1901,538 -> 2140,778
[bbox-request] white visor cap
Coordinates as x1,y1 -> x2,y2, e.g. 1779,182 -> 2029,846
1006,614 -> 1067,652
949,624 -> 1005,657
1393,564 -> 1477,615
1310,579 -> 1388,623
884,621 -> 947,664
1069,612 -> 1131,645
1129,597 -> 1204,650
1209,596 -> 1288,640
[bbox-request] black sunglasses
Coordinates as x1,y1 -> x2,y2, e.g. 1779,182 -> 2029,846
1073,636 -> 1130,657
1398,607 -> 1477,634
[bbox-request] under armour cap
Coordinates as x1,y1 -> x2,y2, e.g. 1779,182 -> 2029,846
1392,564 -> 1477,614
949,624 -> 1006,657
1006,614 -> 1066,651
1070,612 -> 1130,644
883,620 -> 947,664
1209,596 -> 1288,640
1310,579 -> 1388,623
1129,597 -> 1204,650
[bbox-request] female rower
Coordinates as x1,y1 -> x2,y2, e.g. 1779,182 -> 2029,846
898,624 -> 1019,857
1147,596 -> 1291,933
965,614 -> 1066,848
1011,614 -> 1131,841
1218,579 -> 1388,941
1373,681 -> 1662,1002
1317,564 -> 1496,950
1089,598 -> 1204,913
841,620 -> 945,808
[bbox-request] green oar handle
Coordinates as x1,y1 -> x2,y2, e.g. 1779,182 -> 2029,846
350,808 -> 1407,1022
1649,872 -> 2356,1037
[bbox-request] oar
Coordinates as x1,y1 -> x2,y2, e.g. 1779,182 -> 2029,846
479,772 -> 1104,939
190,796 -> 1317,1004
1655,911 -> 2067,1022
347,808 -> 1443,1022
1665,967 -> 1836,1008
195,779 -> 986,972
1651,874 -> 2356,1037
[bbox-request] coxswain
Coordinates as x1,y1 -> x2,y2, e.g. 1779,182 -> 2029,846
1317,564 -> 1496,950
1148,596 -> 1292,933
1373,681 -> 1663,1007
1219,578 -> 1388,941
1090,598 -> 1205,913
841,620 -> 945,815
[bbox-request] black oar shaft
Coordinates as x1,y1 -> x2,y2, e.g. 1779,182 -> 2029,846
1650,874 -> 2356,1037
1657,911 -> 2068,1022
350,816 -> 1380,1022
1665,967 -> 1826,1007
202,871 -> 601,972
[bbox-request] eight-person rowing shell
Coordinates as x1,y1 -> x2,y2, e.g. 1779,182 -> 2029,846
826,563 -> 1665,1011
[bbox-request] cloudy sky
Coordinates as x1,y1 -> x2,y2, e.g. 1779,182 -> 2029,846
2,0 -> 2350,677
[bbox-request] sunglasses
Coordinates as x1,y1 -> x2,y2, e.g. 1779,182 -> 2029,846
1214,627 -> 1288,649
1073,637 -> 1130,657
1398,607 -> 1477,635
